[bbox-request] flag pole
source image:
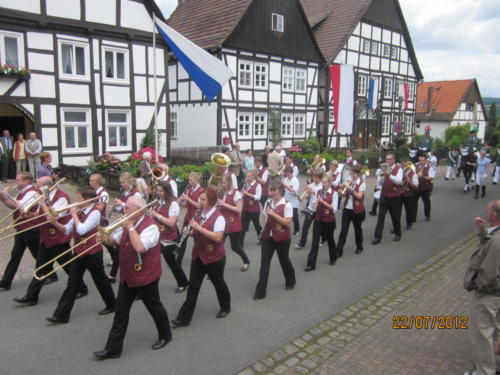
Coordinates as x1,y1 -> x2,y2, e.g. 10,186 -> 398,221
153,12 -> 159,163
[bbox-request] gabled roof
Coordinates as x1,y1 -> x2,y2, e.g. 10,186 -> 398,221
167,0 -> 253,50
415,79 -> 487,122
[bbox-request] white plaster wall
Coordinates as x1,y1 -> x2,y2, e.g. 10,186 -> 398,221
86,0 -> 116,25
121,0 -> 152,32
134,76 -> 148,103
59,83 -> 90,104
41,127 -> 59,146
41,105 -> 57,124
28,52 -> 54,72
27,32 -> 53,50
103,85 -> 130,106
47,0 -> 80,19
170,103 -> 217,148
132,45 -> 146,74
30,74 -> 56,98
0,0 -> 39,13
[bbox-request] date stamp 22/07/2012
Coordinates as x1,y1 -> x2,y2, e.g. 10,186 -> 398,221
392,316 -> 469,329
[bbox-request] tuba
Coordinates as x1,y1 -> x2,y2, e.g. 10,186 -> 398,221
403,161 -> 416,173
151,166 -> 165,183
209,152 -> 232,188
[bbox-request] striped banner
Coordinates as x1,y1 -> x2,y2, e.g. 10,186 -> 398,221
368,78 -> 379,110
329,65 -> 354,133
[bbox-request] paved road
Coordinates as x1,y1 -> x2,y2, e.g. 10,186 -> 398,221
0,168 -> 493,375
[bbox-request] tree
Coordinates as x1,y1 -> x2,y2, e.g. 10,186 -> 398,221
444,123 -> 471,147
486,103 -> 497,145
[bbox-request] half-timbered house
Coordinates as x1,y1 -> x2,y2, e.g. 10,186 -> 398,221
0,0 -> 169,166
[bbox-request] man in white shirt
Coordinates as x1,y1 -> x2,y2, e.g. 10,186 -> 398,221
25,132 -> 42,179
283,167 -> 300,235
295,171 -> 323,249
282,156 -> 299,178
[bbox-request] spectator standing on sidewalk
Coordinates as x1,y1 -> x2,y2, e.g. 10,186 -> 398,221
13,133 -> 27,173
463,200 -> 500,375
25,132 -> 42,179
0,130 -> 14,181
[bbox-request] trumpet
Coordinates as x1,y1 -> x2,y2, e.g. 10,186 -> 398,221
338,180 -> 356,197
299,185 -> 313,201
33,199 -> 159,280
360,165 -> 370,177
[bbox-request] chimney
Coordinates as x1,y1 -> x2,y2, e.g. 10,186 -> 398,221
426,87 -> 433,114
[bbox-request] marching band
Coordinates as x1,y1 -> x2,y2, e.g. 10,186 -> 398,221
0,139 -> 496,359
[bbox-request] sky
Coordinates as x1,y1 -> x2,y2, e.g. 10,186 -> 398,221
156,0 -> 500,97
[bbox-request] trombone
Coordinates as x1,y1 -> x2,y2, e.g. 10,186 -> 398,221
33,199 -> 158,281
0,195 -> 102,241
299,184 -> 314,201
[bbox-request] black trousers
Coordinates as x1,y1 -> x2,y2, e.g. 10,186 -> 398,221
176,257 -> 231,324
254,238 -> 295,299
105,244 -> 119,278
416,190 -> 432,219
370,199 -> 379,215
307,221 -> 336,268
336,209 -> 365,253
402,194 -> 417,226
0,229 -> 40,287
240,211 -> 262,247
463,164 -> 474,185
374,196 -> 402,239
292,208 -> 300,234
224,232 -> 250,264
260,195 -> 268,208
104,278 -> 171,354
53,251 -> 115,321
161,244 -> 189,288
1,154 -> 11,179
26,242 -> 88,302
298,212 -> 315,247
176,220 -> 190,265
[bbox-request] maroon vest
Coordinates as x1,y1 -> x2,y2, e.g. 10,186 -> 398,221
220,189 -> 242,234
13,186 -> 39,232
417,164 -> 433,191
73,206 -> 102,256
402,170 -> 417,197
346,180 -> 365,214
96,188 -> 108,225
261,203 -> 291,242
242,182 -> 260,213
192,209 -> 226,265
119,216 -> 162,287
381,165 -> 402,198
119,188 -> 139,203
331,172 -> 340,192
156,200 -> 179,241
185,185 -> 203,223
315,190 -> 336,222
40,189 -> 73,247
257,167 -> 269,196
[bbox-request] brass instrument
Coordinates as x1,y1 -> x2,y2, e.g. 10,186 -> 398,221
151,166 -> 165,183
338,180 -> 356,197
209,152 -> 232,188
33,200 -> 158,280
299,185 -> 313,201
379,163 -> 389,175
0,195 -> 103,241
403,161 -> 416,173
310,156 -> 326,170
360,165 -> 370,177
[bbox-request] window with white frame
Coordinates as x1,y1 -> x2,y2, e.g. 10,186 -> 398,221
362,39 -> 370,54
382,115 -> 391,135
106,110 -> 130,149
281,114 -> 292,136
358,75 -> 368,97
282,67 -> 295,92
390,46 -> 399,59
238,113 -> 251,138
371,41 -> 379,55
170,112 -> 178,138
238,61 -> 252,88
396,80 -> 404,99
254,63 -> 268,89
405,116 -> 413,134
382,44 -> 390,58
295,69 -> 307,92
408,82 -> 415,101
0,31 -> 24,68
384,78 -> 393,98
294,114 -> 305,137
58,40 -> 90,80
272,13 -> 284,32
254,113 -> 267,137
393,115 -> 399,126
103,47 -> 128,82
62,109 -> 91,151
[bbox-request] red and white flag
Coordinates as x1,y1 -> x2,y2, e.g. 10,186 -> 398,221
329,65 -> 354,133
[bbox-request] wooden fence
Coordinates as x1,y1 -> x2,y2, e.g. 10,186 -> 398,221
170,146 -> 224,166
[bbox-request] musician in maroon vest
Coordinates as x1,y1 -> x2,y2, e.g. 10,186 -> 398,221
0,172 -> 40,290
416,154 -> 436,222
150,181 -> 189,293
14,176 -> 88,306
336,166 -> 366,256
158,163 -> 178,198
171,188 -> 231,327
177,172 -> 204,264
401,162 -> 419,230
111,172 -> 142,214
255,156 -> 269,207
217,173 -> 250,271
240,170 -> 262,248
94,196 -> 171,359
46,186 -> 116,324
372,153 -> 403,244
305,175 -> 338,271
254,181 -> 295,299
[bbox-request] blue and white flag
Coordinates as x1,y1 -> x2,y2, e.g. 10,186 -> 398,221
368,78 -> 379,110
155,18 -> 233,101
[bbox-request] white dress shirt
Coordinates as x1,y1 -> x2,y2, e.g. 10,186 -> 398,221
318,188 -> 339,213
224,190 -> 242,203
345,178 -> 366,210
257,167 -> 269,184
224,171 -> 238,190
329,171 -> 342,188
244,181 -> 262,201
306,182 -> 322,211
283,176 -> 300,208
200,206 -> 226,232
388,165 -> 403,185
63,206 -> 101,235
16,185 -> 37,209
112,216 -> 160,251
96,187 -> 109,204
265,197 -> 293,218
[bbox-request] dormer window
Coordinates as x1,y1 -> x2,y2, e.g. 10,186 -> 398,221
272,13 -> 284,32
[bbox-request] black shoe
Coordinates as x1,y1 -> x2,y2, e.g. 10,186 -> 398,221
369,211 -> 376,216
93,350 -> 121,360
393,235 -> 401,242
98,307 -> 115,316
355,247 -> 363,254
444,177 -> 449,180
425,217 -> 430,222
46,316 -> 68,324
372,238 -> 381,245
151,337 -> 171,350
253,294 -> 265,300
285,283 -> 295,290
75,290 -> 88,299
406,225 -> 412,230
43,276 -> 58,286
337,249 -> 343,258
0,283 -> 11,291
304,266 -> 315,272
175,285 -> 188,293
328,260 -> 336,266
240,263 -> 250,272
171,319 -> 189,328
390,229 -> 395,234
13,296 -> 37,306
216,309 -> 230,319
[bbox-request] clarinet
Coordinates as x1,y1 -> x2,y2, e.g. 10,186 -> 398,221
176,208 -> 205,248
258,199 -> 272,241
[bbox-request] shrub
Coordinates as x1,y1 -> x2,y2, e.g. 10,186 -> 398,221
444,123 -> 471,148
293,138 -> 321,154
